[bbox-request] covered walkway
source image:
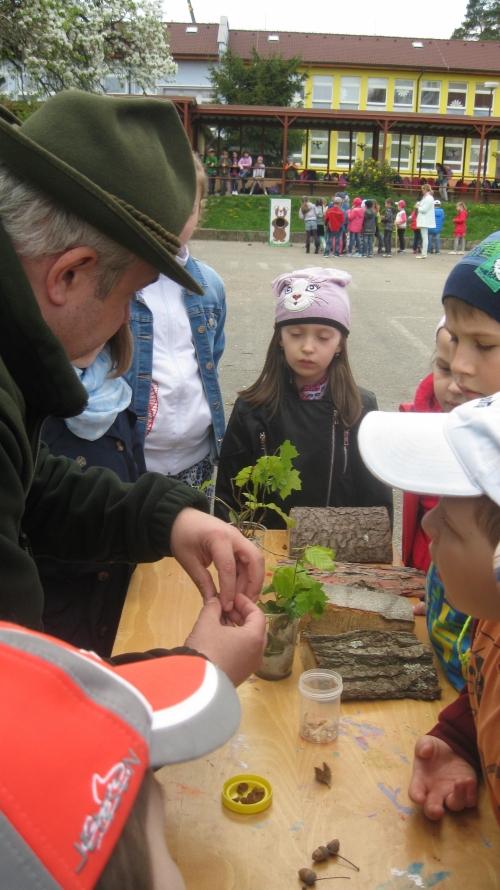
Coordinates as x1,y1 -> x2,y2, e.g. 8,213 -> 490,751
157,97 -> 500,202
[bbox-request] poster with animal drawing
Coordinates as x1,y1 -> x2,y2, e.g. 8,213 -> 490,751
269,199 -> 291,246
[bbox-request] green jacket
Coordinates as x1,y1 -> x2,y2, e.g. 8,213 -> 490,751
0,222 -> 208,631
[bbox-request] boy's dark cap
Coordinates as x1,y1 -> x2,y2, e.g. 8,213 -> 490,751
442,231 -> 500,322
0,90 -> 204,294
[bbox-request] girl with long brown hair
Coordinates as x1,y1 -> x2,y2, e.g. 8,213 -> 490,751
215,268 -> 392,528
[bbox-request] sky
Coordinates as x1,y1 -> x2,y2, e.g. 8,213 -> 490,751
162,0 -> 470,40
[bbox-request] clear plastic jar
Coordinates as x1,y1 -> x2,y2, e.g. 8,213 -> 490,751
298,669 -> 343,744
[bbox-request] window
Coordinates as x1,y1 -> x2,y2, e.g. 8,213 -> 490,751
474,84 -> 493,116
360,132 -> 383,161
340,76 -> 360,110
311,76 -> 333,109
443,137 -> 464,171
420,80 -> 441,112
390,135 -> 412,170
268,34 -> 279,41
469,137 -> 487,173
336,131 -> 358,168
367,77 -> 388,109
309,131 -> 329,168
447,82 -> 467,115
393,79 -> 414,110
415,135 -> 438,170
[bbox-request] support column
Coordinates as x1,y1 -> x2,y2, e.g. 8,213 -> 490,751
372,127 -> 379,161
281,115 -> 289,196
381,121 -> 389,162
418,133 -> 424,178
475,125 -> 486,203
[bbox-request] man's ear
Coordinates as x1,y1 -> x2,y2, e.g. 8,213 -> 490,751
45,247 -> 99,307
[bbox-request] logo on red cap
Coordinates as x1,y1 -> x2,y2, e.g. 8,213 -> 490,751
75,749 -> 140,873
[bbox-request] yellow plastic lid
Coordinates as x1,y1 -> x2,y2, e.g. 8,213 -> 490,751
222,774 -> 273,814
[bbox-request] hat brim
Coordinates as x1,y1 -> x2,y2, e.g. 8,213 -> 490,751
113,655 -> 241,769
0,119 -> 203,295
358,411 -> 483,497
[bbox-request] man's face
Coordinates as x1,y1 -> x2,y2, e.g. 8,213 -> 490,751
422,497 -> 500,620
446,303 -> 500,401
61,258 -> 158,361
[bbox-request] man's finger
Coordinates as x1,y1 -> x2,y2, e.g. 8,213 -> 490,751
183,557 -> 218,602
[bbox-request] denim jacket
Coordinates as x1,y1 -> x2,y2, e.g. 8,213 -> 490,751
126,255 -> 226,464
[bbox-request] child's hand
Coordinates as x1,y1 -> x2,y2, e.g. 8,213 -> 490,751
183,593 -> 267,687
408,735 -> 478,819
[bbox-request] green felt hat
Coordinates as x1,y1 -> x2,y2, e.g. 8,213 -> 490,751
0,90 -> 203,294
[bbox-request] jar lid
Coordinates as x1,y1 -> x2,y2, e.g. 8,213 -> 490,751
222,774 -> 272,814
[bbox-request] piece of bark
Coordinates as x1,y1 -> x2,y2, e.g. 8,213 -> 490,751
289,507 -> 392,564
299,583 -> 415,636
306,563 -> 426,598
299,630 -> 441,700
276,560 -> 427,598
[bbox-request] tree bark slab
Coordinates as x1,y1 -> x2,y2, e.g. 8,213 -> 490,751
289,507 -> 393,564
299,583 -> 415,636
299,630 -> 441,701
303,563 -> 426,598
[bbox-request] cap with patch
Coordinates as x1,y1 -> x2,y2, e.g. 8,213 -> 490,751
272,267 -> 351,335
442,231 -> 500,322
0,622 -> 240,890
358,391 -> 500,502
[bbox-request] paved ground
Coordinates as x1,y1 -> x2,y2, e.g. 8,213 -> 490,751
192,239 -> 461,544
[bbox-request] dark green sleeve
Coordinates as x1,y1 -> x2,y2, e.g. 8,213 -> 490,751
24,442 -> 209,563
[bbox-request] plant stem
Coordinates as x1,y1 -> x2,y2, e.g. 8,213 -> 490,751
336,855 -> 360,872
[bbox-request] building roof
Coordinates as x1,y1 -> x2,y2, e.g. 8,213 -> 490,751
167,22 -> 219,58
167,23 -> 500,74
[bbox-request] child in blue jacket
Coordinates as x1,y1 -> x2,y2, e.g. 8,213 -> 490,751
428,200 -> 445,254
127,156 -> 226,495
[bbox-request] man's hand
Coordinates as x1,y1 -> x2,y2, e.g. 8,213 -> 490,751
184,593 -> 267,687
170,509 -> 265,612
408,735 -> 478,820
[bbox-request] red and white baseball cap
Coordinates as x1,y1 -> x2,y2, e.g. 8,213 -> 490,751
0,622 -> 241,889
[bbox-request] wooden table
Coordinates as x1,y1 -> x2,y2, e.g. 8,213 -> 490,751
113,532 -> 500,890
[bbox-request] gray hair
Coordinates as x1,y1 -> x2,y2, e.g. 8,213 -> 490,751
0,164 -> 136,299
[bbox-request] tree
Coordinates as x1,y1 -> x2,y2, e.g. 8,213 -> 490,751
0,0 -> 177,97
209,48 -> 305,107
208,48 -> 306,166
452,0 -> 500,39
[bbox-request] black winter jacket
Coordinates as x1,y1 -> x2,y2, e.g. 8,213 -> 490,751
215,377 -> 393,529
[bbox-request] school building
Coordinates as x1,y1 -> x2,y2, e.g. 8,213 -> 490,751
160,23 -> 500,199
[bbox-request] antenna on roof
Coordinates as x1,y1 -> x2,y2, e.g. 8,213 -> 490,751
187,0 -> 196,24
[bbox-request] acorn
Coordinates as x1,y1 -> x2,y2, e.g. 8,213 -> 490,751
312,846 -> 330,862
299,869 -> 317,886
326,840 -> 359,871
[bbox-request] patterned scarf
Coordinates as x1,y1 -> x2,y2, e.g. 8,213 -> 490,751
298,374 -> 329,401
65,347 -> 132,441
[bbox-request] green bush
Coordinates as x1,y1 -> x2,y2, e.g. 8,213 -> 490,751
347,158 -> 396,199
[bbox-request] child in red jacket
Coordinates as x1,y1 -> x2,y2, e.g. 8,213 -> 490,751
347,196 -> 364,257
450,201 -> 467,254
410,202 -> 422,253
400,318 -> 465,579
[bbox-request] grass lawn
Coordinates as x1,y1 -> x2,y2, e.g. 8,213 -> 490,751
202,194 -> 500,241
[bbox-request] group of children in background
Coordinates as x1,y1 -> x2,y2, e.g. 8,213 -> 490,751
204,148 -> 269,195
300,191 -> 468,258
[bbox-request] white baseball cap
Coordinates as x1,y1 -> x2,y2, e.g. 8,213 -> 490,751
359,392 -> 500,502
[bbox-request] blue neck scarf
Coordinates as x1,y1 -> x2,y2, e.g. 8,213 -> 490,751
65,347 -> 132,441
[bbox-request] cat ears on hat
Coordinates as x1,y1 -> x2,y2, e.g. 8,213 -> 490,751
271,267 -> 352,297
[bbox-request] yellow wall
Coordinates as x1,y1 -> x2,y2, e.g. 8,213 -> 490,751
300,66 -> 500,178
